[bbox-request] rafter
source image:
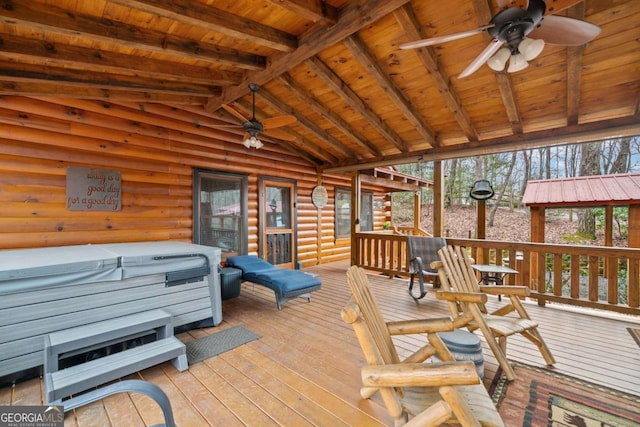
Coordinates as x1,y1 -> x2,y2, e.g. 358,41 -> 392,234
0,62 -> 220,97
0,80 -> 209,104
205,0 -> 412,110
0,33 -> 241,86
0,0 -> 266,70
254,88 -> 358,158
305,56 -> 407,153
473,0 -> 523,134
264,0 -> 337,25
393,4 -> 478,143
108,0 -> 297,52
566,1 -> 586,126
342,35 -> 438,147
276,74 -> 382,157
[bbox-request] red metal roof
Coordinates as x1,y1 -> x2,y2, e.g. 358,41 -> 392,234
522,173 -> 640,207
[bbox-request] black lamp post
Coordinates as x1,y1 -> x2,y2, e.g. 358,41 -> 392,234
469,180 -> 494,264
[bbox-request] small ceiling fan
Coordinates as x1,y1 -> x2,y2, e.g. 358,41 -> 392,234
400,0 -> 601,78
220,83 -> 297,149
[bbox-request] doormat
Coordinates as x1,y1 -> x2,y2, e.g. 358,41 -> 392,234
490,362 -> 640,426
186,325 -> 260,364
628,327 -> 640,348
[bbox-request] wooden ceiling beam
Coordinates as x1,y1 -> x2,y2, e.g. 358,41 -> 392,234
264,0 -> 337,25
473,0 -> 523,134
0,0 -> 266,70
323,115 -> 640,173
393,4 -> 478,143
0,81 -> 208,104
276,74 -> 382,157
0,33 -> 241,86
108,0 -> 297,52
566,2 -> 586,126
305,56 -> 407,152
206,0 -> 412,110
342,35 -> 436,148
0,62 -> 220,96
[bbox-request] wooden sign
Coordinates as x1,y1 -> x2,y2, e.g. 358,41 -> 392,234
66,166 -> 122,211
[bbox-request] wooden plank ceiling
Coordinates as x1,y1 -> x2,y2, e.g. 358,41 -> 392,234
0,0 -> 638,171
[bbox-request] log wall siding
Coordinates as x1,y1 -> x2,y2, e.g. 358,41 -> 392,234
0,96 -> 388,266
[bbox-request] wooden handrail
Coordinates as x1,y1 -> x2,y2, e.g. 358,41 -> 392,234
353,233 -> 640,316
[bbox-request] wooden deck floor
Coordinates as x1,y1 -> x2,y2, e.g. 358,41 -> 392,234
1,260 -> 640,426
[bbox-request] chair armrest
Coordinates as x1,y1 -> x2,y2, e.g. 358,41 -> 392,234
436,291 -> 487,304
361,361 -> 480,388
411,256 -> 425,274
480,285 -> 530,297
386,317 -> 454,335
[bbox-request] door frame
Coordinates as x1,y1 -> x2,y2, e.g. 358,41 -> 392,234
258,176 -> 297,268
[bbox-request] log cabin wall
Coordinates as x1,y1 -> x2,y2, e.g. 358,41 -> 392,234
0,96 -> 389,267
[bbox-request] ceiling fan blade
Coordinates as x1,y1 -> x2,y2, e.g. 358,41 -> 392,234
399,24 -> 495,49
221,104 -> 248,122
528,15 -> 601,45
458,39 -> 504,78
263,128 -> 296,142
262,115 -> 297,129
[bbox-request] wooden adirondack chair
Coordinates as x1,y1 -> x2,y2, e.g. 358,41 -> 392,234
342,266 -> 504,427
432,245 -> 555,381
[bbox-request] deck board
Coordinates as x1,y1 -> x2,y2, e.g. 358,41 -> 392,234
2,260 -> 640,426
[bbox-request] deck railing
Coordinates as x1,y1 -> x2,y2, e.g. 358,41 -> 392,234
354,232 -> 640,316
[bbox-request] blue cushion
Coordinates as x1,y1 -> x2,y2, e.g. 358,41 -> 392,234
226,255 -> 320,292
226,255 -> 274,275
253,269 -> 321,292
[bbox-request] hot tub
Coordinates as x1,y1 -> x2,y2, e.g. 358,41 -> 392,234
0,241 -> 221,379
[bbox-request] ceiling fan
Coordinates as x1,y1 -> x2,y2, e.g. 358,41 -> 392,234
399,0 -> 601,78
220,83 -> 297,149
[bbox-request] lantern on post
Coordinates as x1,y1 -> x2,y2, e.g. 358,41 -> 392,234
469,180 -> 494,264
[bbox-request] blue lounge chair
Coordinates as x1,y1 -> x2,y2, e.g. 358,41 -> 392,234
225,255 -> 322,310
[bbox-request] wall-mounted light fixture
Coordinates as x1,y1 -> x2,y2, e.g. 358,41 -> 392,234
469,179 -> 495,201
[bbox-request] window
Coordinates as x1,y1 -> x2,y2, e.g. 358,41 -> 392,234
335,187 -> 373,239
193,169 -> 248,256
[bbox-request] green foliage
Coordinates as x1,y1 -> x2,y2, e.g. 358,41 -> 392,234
560,232 -> 596,243
592,207 -> 629,239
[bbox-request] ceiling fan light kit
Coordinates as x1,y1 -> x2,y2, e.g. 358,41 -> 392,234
400,0 -> 600,78
219,83 -> 297,149
243,135 -> 263,149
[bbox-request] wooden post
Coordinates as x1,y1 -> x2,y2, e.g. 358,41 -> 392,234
530,206 -> 546,306
350,171 -> 361,266
413,191 -> 421,235
604,205 -> 613,278
433,161 -> 444,237
476,199 -> 486,264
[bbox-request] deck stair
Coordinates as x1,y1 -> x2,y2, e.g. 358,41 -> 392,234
44,309 -> 187,407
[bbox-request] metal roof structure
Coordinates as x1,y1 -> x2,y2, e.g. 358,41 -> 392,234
522,173 -> 640,207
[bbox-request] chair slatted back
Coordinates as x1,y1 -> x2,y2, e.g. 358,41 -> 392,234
346,266 -> 401,365
407,236 -> 446,275
438,246 -> 482,293
437,245 -> 489,314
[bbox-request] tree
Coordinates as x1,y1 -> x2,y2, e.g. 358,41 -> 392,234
488,152 -> 517,227
577,141 -> 602,238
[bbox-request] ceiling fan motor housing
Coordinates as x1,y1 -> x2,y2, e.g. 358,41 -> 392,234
489,0 -> 546,53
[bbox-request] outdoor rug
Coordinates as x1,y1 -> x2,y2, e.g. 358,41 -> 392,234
628,327 -> 640,348
185,325 -> 260,364
490,362 -> 640,426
